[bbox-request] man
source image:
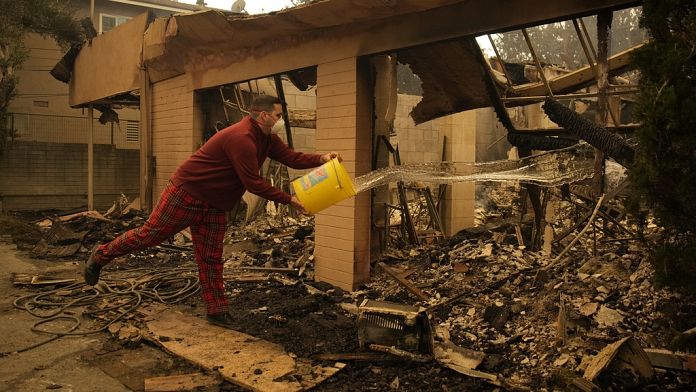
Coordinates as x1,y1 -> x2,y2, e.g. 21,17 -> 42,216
83,95 -> 339,328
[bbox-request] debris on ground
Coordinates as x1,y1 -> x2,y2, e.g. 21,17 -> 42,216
0,213 -> 42,247
143,372 -> 220,392
4,190 -> 695,391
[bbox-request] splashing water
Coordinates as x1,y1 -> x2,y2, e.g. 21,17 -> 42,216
353,143 -> 596,194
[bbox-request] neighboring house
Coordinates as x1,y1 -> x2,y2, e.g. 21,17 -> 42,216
1,0 -> 204,211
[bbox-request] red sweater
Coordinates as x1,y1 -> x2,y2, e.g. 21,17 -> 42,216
171,116 -> 323,211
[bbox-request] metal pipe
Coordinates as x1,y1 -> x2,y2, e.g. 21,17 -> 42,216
1,193 -> 137,197
233,84 -> 247,114
579,18 -> 598,62
522,28 -> 554,97
90,0 -> 95,25
594,11 -> 612,195
575,18 -> 620,127
500,88 -> 638,102
139,67 -> 153,212
487,34 -> 515,90
87,105 -> 94,211
247,81 -> 254,99
573,19 -> 599,79
219,88 -> 230,123
273,74 -> 294,148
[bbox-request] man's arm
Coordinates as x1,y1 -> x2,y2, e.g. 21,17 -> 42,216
268,134 -> 324,169
225,135 -> 292,204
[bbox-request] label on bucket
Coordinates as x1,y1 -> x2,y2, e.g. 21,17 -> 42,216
299,166 -> 329,191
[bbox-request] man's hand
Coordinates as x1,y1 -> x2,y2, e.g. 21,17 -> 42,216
290,196 -> 310,215
320,151 -> 342,163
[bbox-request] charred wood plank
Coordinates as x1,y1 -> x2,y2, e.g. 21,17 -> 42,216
543,98 -> 634,167
377,262 -> 429,301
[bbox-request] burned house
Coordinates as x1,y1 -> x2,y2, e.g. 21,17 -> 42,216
3,1 -> 696,391
60,0 -> 642,291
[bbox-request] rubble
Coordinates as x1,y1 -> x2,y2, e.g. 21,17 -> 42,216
143,373 -> 220,392
582,336 -> 654,390
3,188 -> 694,391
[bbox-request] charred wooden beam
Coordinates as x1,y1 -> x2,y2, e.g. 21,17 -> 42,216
377,262 -> 429,301
507,132 -> 578,151
542,97 -> 634,167
312,352 -> 398,362
287,108 -> 316,128
369,344 -> 431,362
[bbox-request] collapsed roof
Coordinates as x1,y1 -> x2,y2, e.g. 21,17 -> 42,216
57,0 -> 641,124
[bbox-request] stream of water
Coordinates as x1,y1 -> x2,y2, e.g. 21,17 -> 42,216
352,143 -> 597,193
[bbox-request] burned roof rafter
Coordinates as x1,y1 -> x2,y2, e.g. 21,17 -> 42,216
393,4 -> 644,127
62,0 -> 641,107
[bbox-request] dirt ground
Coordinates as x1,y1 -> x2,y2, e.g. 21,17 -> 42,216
1,208 -> 695,391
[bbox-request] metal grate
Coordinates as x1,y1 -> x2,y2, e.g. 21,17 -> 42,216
126,121 -> 139,143
363,313 -> 405,331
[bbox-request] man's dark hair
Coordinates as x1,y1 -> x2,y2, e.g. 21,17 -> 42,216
250,95 -> 281,113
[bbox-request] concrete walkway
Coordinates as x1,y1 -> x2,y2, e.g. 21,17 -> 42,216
0,243 -> 133,391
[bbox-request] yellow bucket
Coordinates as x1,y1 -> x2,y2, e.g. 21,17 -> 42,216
291,158 -> 356,214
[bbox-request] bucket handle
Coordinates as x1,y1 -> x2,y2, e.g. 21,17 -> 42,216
331,159 -> 344,190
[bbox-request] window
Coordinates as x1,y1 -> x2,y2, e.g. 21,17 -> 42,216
100,14 -> 130,34
126,121 -> 139,143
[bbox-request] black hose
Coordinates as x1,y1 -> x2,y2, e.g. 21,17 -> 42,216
5,266 -> 201,355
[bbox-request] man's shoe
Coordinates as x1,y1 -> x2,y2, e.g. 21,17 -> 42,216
206,312 -> 235,328
83,245 -> 104,286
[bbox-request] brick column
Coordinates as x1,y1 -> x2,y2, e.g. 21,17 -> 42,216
439,111 -> 476,234
313,57 -> 372,291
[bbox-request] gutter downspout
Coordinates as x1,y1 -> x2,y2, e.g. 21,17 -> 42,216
139,67 -> 153,212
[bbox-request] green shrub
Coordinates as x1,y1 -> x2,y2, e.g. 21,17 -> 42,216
631,0 -> 696,290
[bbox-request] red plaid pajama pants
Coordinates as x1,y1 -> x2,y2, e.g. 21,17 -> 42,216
97,182 -> 228,315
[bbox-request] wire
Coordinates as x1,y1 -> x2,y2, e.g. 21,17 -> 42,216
2,266 -> 200,356
13,94 -> 69,97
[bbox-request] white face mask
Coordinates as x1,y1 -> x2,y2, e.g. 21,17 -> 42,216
271,117 -> 285,134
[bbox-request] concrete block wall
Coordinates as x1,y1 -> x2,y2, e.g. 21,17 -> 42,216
287,127 -> 316,153
508,103 -> 556,129
390,94 -> 480,235
10,34 -> 140,150
277,126 -> 317,184
151,75 -> 197,199
313,57 -> 371,291
475,107 -> 511,162
272,80 -> 319,182
0,141 -> 139,211
393,94 -> 442,164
